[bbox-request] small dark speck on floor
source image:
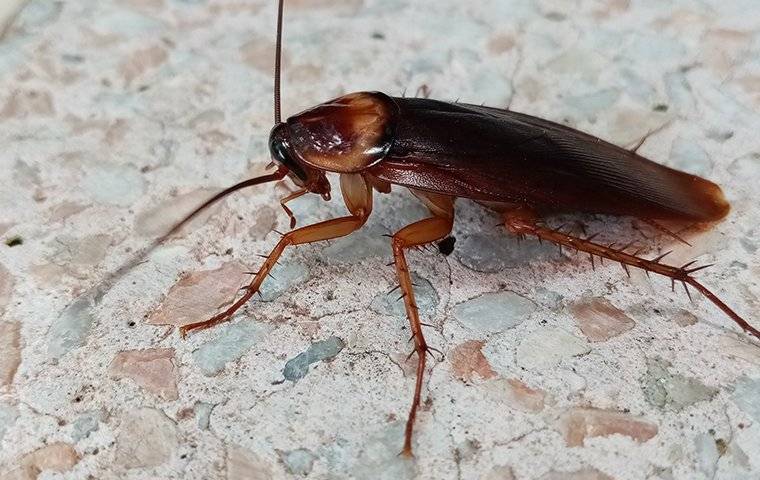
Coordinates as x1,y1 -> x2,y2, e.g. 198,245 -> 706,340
4,236 -> 23,247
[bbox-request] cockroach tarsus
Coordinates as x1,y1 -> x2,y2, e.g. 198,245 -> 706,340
146,0 -> 759,457
437,236 -> 456,256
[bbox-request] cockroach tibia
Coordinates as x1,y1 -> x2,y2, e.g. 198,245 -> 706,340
151,0 -> 759,456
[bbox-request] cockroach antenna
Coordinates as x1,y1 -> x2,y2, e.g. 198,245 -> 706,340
140,0 -> 292,248
274,0 -> 284,124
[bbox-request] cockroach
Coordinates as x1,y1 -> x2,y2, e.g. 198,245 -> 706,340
155,0 -> 758,456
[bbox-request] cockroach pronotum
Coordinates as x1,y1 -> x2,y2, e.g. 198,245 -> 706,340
150,0 -> 758,456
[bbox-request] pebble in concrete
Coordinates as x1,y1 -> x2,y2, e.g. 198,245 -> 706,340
516,328 -> 591,370
450,340 -> 496,382
71,410 -> 103,442
732,376 -> 760,422
47,295 -> 95,360
279,448 -> 317,476
0,403 -> 18,442
109,348 -> 178,400
114,408 -> 178,469
453,292 -> 536,334
571,298 -> 635,342
557,408 -> 658,447
226,445 -> 273,480
0,263 -> 13,315
194,402 -> 214,430
192,321 -> 271,376
370,274 -> 438,318
258,261 -> 309,302
0,321 -> 20,386
283,336 -> 345,382
457,232 -> 556,273
641,358 -> 718,411
8,443 -> 79,480
148,262 -> 251,328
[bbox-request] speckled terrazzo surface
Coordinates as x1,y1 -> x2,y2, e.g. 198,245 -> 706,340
1,1 -> 760,479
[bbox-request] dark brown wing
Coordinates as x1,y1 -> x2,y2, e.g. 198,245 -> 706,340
369,97 -> 728,222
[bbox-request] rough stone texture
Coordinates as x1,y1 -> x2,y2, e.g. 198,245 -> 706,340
1,0 -> 760,479
109,348 -> 178,400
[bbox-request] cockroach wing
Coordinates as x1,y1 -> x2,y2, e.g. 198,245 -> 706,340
370,97 -> 728,222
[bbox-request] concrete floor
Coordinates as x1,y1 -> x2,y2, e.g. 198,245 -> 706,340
1,0 -> 760,479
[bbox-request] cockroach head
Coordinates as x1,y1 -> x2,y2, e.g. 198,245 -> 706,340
281,92 -> 398,174
269,122 -> 331,197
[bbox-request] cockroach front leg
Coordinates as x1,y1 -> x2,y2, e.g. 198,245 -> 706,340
279,188 -> 308,229
180,174 -> 373,337
503,210 -> 760,341
391,204 -> 454,457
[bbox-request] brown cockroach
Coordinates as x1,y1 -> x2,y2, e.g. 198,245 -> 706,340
156,0 -> 758,456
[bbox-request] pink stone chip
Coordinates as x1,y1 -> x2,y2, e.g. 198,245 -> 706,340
227,445 -> 273,480
109,348 -> 178,400
0,263 -> 14,316
119,45 -> 168,86
673,309 -> 698,327
0,321 -> 20,386
147,262 -> 249,328
450,340 -> 496,382
557,408 -> 658,447
502,378 -> 546,413
539,468 -> 615,480
571,298 -> 635,342
13,443 -> 80,479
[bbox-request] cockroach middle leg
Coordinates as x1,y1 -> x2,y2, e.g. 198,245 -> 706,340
391,194 -> 454,457
179,174 -> 373,337
503,211 -> 760,341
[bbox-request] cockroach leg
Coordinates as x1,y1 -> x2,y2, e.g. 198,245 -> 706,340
640,218 -> 692,246
391,194 -> 454,457
414,84 -> 431,99
279,188 -> 308,229
179,174 -> 373,337
179,214 -> 367,336
627,120 -> 671,154
504,211 -> 760,341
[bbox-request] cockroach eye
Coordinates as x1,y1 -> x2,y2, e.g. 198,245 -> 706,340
269,122 -> 308,184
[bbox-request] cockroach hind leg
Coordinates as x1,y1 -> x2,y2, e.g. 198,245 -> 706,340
504,212 -> 760,342
179,307 -> 237,337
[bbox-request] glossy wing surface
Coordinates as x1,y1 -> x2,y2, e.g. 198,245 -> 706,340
371,97 -> 728,221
